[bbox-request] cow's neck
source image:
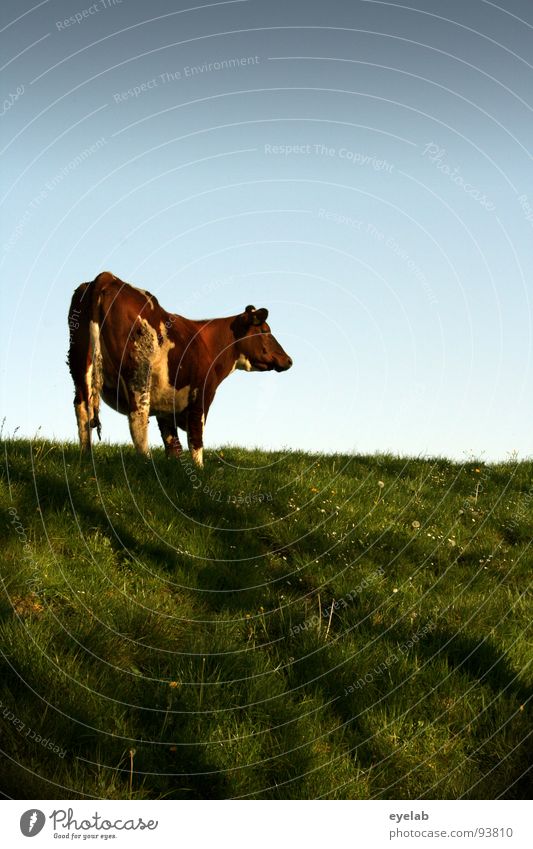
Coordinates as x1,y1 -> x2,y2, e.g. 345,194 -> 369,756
195,317 -> 240,382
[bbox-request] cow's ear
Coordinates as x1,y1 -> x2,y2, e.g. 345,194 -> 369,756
239,305 -> 255,326
242,305 -> 269,326
251,307 -> 269,325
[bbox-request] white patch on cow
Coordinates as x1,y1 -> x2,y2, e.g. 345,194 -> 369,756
86,361 -> 93,401
191,446 -> 204,468
85,357 -> 97,428
234,353 -> 253,372
89,319 -> 103,417
139,320 -> 194,416
150,374 -> 191,414
75,403 -> 90,450
110,318 -> 188,419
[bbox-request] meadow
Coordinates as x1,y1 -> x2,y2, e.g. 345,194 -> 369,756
0,438 -> 531,799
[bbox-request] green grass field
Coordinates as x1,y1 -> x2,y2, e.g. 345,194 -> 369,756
1,438 -> 531,799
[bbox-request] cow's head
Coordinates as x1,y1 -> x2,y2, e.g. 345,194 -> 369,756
231,305 -> 293,372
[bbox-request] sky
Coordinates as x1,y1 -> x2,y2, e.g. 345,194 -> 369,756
1,0 -> 532,460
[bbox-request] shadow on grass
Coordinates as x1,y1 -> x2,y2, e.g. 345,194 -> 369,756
283,614 -> 532,798
1,441 -> 530,799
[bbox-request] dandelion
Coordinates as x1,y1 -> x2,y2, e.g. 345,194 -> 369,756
374,480 -> 385,505
169,681 -> 179,688
310,487 -> 319,493
412,520 -> 421,529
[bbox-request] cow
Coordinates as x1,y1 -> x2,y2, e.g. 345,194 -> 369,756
67,271 -> 293,466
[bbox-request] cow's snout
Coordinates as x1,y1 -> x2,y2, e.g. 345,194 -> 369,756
275,355 -> 293,372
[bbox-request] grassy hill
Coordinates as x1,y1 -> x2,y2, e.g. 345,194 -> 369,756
1,438 -> 531,799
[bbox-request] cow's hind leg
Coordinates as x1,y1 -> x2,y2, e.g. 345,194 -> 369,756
74,387 -> 91,452
68,282 -> 95,452
157,416 -> 182,458
128,395 -> 150,456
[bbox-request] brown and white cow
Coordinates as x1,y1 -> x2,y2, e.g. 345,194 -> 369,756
67,271 -> 292,466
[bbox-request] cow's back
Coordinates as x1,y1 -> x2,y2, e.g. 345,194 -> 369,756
92,272 -> 161,367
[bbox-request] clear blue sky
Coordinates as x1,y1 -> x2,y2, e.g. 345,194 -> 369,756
1,0 -> 532,460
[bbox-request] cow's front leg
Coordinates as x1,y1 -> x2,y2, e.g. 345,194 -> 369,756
187,408 -> 204,468
128,394 -> 150,456
157,416 -> 182,458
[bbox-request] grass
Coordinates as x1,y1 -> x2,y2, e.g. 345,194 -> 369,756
0,437 -> 531,799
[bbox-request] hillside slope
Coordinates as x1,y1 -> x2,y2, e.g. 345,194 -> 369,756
1,439 -> 531,799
